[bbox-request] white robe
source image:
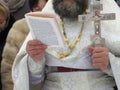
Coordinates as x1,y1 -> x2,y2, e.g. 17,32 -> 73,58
12,0 -> 120,90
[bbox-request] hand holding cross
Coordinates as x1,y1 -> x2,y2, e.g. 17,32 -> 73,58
78,0 -> 116,47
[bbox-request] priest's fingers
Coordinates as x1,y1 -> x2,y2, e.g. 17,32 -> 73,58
29,50 -> 46,60
88,46 -> 109,61
27,47 -> 47,60
91,52 -> 109,63
91,55 -> 109,70
26,40 -> 47,60
92,47 -> 109,54
92,62 -> 108,71
26,40 -> 47,50
88,46 -> 109,53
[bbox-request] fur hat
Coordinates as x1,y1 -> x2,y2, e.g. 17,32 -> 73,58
1,0 -> 25,12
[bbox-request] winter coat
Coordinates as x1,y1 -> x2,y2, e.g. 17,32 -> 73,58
0,14 -> 15,90
1,18 -> 29,90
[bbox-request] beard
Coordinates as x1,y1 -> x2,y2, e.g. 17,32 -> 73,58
53,0 -> 88,19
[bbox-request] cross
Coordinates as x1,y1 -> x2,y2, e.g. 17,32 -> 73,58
78,0 -> 116,47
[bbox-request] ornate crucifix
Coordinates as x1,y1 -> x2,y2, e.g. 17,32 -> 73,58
78,0 -> 116,47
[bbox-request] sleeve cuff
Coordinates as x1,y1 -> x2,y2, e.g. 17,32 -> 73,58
27,55 -> 46,84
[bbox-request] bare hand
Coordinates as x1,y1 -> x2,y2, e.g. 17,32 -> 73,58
88,46 -> 109,71
26,40 -> 47,60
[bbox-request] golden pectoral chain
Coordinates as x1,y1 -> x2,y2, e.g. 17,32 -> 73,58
59,17 -> 85,59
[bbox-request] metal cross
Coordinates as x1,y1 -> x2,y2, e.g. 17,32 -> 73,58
78,0 -> 116,47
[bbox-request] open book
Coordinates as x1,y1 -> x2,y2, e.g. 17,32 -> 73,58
25,12 -> 64,46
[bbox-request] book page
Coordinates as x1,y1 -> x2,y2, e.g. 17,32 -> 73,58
25,14 -> 64,46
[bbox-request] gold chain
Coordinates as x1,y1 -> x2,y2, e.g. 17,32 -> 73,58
59,17 -> 85,59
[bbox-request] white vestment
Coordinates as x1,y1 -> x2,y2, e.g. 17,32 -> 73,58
12,0 -> 120,90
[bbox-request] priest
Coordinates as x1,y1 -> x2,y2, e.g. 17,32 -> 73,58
12,0 -> 120,90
